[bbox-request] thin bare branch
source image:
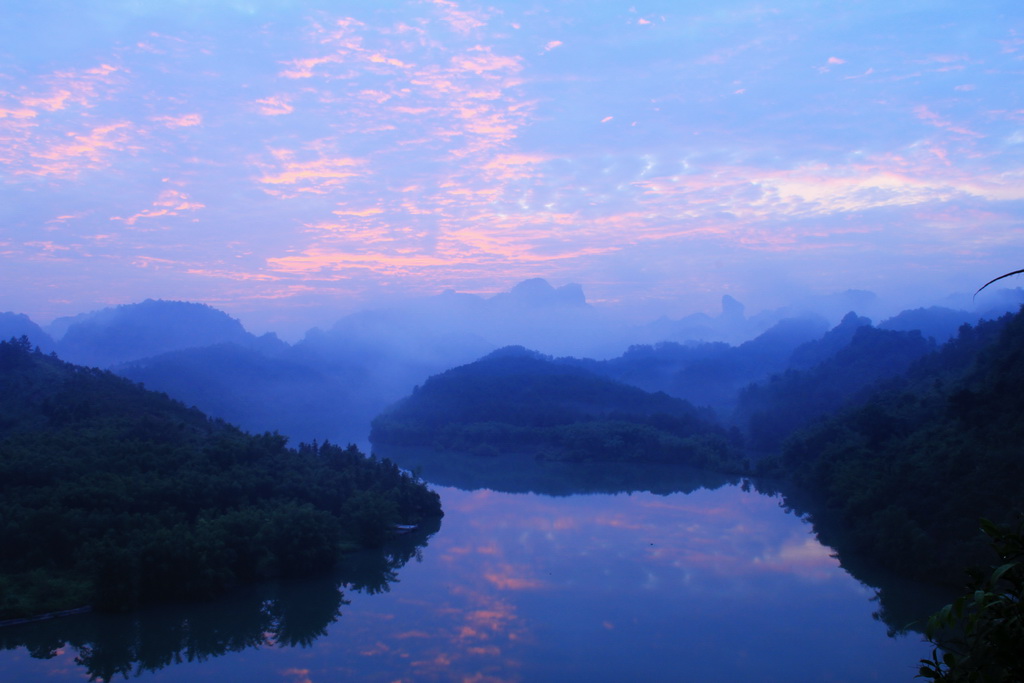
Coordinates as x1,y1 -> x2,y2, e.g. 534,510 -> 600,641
974,269 -> 1024,299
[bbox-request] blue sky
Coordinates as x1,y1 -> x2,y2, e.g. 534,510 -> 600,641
2,0 -> 1022,337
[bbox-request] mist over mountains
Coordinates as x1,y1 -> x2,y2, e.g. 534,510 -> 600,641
2,279 -> 1022,448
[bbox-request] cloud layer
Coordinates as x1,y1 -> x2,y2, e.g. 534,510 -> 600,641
1,0 -> 1022,334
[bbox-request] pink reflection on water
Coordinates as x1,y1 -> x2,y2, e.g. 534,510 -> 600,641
330,483 -> 849,680
437,485 -> 840,586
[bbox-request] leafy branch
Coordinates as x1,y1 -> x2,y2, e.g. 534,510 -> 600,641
918,517 -> 1024,682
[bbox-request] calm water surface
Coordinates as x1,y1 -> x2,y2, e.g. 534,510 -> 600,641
0,469 -> 939,682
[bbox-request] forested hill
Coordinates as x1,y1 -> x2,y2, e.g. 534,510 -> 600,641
0,337 -> 442,620
370,346 -> 748,473
734,323 -> 935,451
763,308 -> 1024,585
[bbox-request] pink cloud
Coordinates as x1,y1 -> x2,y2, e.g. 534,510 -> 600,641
255,148 -> 365,193
112,189 -> 206,226
20,63 -> 124,112
279,55 -> 341,79
332,207 -> 385,217
21,90 -> 73,111
450,47 -> 522,75
427,0 -> 487,35
0,107 -> 36,119
368,53 -> 412,68
24,121 -> 138,178
267,249 -> 452,275
481,153 -> 548,180
152,113 -> 203,127
914,104 -> 984,137
255,95 -> 294,116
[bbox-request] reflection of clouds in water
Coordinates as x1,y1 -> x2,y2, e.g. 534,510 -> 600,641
2,482 -> 933,682
430,484 -> 846,613
343,525 -> 537,681
752,536 -> 841,580
280,668 -> 314,683
401,588 -> 530,681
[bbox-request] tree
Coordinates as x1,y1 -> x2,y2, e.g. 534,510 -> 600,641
918,518 -> 1024,682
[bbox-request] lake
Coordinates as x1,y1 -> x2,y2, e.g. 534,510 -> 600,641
0,457 -> 946,682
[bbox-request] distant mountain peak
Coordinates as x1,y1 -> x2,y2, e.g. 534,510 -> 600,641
503,279 -> 587,308
838,311 -> 872,328
52,299 -> 264,368
721,295 -> 745,319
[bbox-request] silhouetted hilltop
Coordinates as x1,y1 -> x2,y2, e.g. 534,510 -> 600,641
371,346 -> 747,472
879,306 -> 981,343
0,313 -> 54,353
9,285 -> 1023,458
0,337 -> 441,619
788,311 -> 873,369
50,299 -> 286,368
490,278 -> 587,308
586,313 -> 830,416
639,290 -> 880,346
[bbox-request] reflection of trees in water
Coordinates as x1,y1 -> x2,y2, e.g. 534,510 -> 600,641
378,445 -> 740,497
762,480 -> 956,638
0,523 -> 438,682
393,445 -> 952,642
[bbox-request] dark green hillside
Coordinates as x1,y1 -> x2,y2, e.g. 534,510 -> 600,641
370,346 -> 747,472
766,309 -> 1024,585
736,324 -> 934,451
0,337 -> 441,620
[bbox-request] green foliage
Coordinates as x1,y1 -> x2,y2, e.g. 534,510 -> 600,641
370,348 -> 748,473
918,518 -> 1024,682
736,325 -> 934,451
764,309 -> 1024,584
0,339 -> 442,619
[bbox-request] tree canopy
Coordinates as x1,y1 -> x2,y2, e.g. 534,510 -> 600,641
0,337 -> 442,619
371,346 -> 748,473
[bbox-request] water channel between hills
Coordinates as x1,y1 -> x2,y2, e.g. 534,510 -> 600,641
0,457 -> 949,682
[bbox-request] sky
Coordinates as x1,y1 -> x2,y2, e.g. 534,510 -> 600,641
2,0 -> 1023,338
